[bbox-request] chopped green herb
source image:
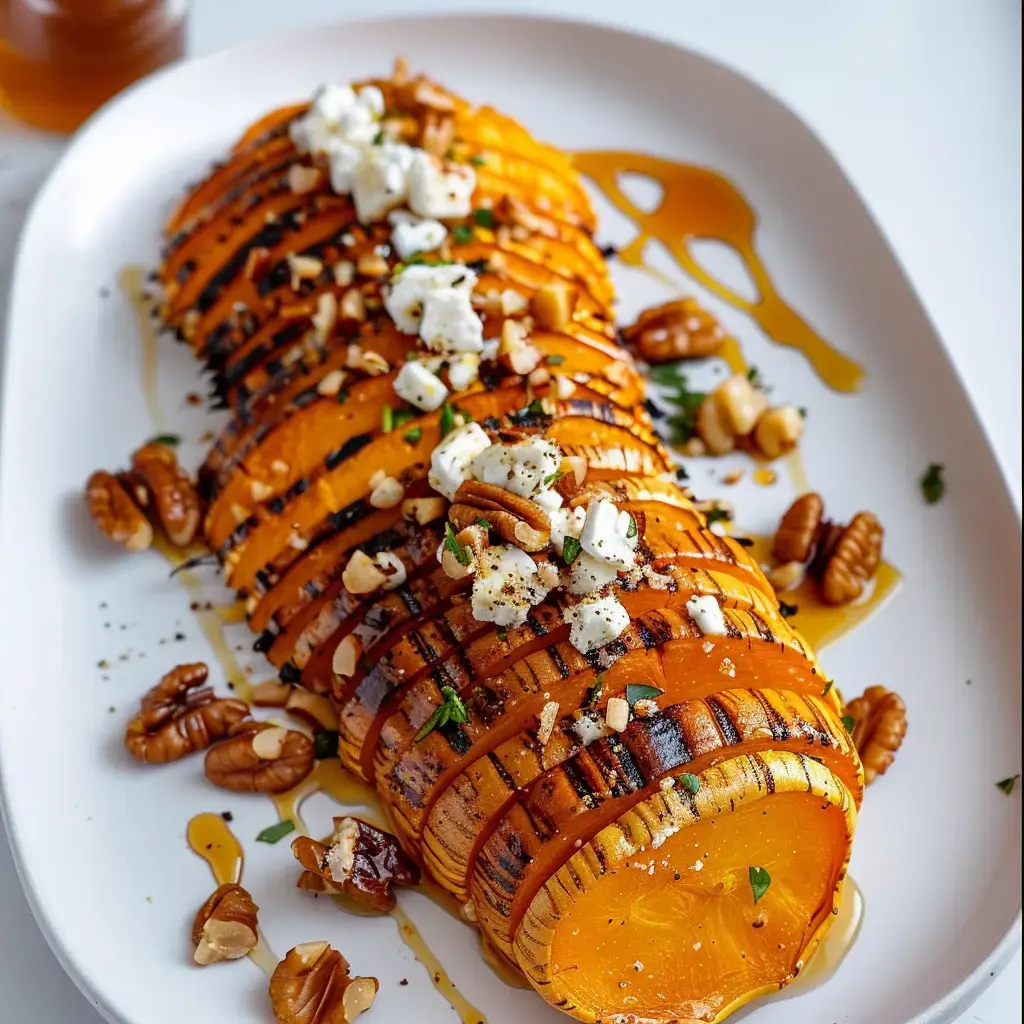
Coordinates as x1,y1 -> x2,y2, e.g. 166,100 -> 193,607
625,683 -> 664,705
841,715 -> 856,733
678,773 -> 700,796
996,775 -> 1020,795
584,674 -> 605,708
525,397 -> 546,417
543,471 -> 565,487
797,407 -> 807,419
921,462 -> 945,504
439,403 -> 457,436
497,627 -> 507,642
381,405 -> 395,432
675,465 -> 689,482
778,601 -> 799,619
626,513 -> 638,539
821,680 -> 834,697
403,427 -> 422,444
145,433 -> 181,447
472,208 -> 495,229
256,820 -> 295,844
546,354 -> 566,366
704,507 -> 730,526
748,866 -> 771,904
313,730 -> 339,760
468,155 -> 486,166
746,366 -> 762,385
451,224 -> 474,245
562,536 -> 582,565
372,129 -> 386,145
444,522 -> 473,566
415,685 -> 469,741
405,257 -> 455,267
475,517 -> 493,530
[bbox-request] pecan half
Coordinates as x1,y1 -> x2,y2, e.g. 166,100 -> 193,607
205,721 -> 314,793
270,942 -> 378,1024
844,686 -> 907,784
85,470 -> 153,551
772,492 -> 824,564
130,442 -> 202,546
291,816 -> 420,913
125,663 -> 250,764
621,297 -> 725,364
450,480 -> 551,552
820,511 -> 884,605
192,883 -> 259,965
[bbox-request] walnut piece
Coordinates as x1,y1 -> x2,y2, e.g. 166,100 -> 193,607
291,816 -> 420,913
772,492 -> 825,564
449,480 -> 551,552
844,686 -> 907,784
270,941 -> 378,1024
124,663 -> 250,764
130,442 -> 202,546
85,470 -> 153,551
205,721 -> 314,793
192,883 -> 259,965
621,298 -> 725,364
820,511 -> 884,605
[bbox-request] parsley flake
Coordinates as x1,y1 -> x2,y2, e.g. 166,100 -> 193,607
403,427 -> 422,444
841,714 -> 856,733
439,404 -> 457,436
678,773 -> 700,796
996,775 -> 1020,795
145,433 -> 181,447
921,463 -> 945,504
546,354 -> 566,366
313,731 -> 339,760
444,522 -> 473,566
468,155 -> 486,166
562,536 -> 582,565
626,513 -> 638,539
452,224 -> 474,245
748,866 -> 771,904
625,683 -> 664,704
543,471 -> 565,487
704,507 -> 731,526
778,601 -> 799,619
472,208 -> 495,229
256,820 -> 295,844
584,673 -> 605,708
415,685 -> 469,741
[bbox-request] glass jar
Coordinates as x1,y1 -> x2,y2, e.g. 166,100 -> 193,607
0,1 -> 187,132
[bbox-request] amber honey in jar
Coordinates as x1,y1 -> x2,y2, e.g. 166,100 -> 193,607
0,0 -> 187,132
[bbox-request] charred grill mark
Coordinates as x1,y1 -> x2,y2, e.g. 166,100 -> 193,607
707,694 -> 741,746
487,751 -> 519,795
325,433 -> 373,470
635,617 -> 661,650
605,738 -> 645,794
751,689 -> 791,742
633,710 -> 690,779
548,644 -> 572,680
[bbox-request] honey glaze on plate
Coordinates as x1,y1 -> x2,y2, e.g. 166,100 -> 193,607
119,264 -> 166,432
573,152 -> 864,392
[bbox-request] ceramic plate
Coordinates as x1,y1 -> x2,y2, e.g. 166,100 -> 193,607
1,14 -> 1020,1024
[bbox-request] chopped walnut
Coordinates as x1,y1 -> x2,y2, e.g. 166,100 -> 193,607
124,663 -> 250,764
85,470 -> 153,551
844,686 -> 907,784
270,942 -> 378,1024
772,492 -> 824,564
130,442 -> 202,546
820,511 -> 884,605
449,480 -> 551,552
291,816 -> 420,913
192,883 -> 259,965
204,721 -> 314,793
621,298 -> 725,363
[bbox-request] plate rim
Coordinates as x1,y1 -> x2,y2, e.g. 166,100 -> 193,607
1,11 -> 1020,1024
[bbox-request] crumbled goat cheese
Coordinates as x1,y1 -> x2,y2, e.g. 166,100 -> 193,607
290,84 -> 382,156
572,713 -> 610,746
469,437 -> 561,499
429,422 -> 492,499
579,498 -> 639,570
384,263 -> 479,338
549,505 -> 586,555
352,142 -> 416,223
407,151 -> 477,219
387,210 -> 447,260
447,353 -> 481,392
685,594 -> 728,636
471,544 -> 551,627
325,817 -> 360,882
419,287 -> 484,354
568,552 -> 620,595
393,360 -> 448,412
565,592 -> 630,653
376,551 -> 407,591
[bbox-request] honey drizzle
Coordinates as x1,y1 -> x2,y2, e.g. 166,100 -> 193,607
272,758 -> 383,837
118,265 -> 165,432
573,152 -> 864,392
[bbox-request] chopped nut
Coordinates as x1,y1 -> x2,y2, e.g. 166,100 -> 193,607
244,247 -> 272,282
402,497 -> 448,525
333,261 -> 355,287
632,698 -> 660,718
531,282 -> 577,332
250,479 -> 275,502
696,394 -> 736,455
449,480 -> 551,552
205,721 -> 314,793
331,635 -> 362,678
714,374 -> 769,437
270,941 -> 379,1024
130,443 -> 202,546
553,374 -> 576,400
766,560 -> 805,593
358,349 -> 389,376
287,253 -> 324,290
537,701 -> 559,745
288,163 -> 323,195
621,298 -> 725,363
291,816 -> 420,912
420,111 -> 456,158
192,883 -> 259,966
369,475 -> 404,509
772,493 -> 824,564
498,319 -> 543,376
342,550 -> 389,594
495,194 -> 559,239
356,253 -> 389,278
820,512 -> 884,605
316,368 -> 347,397
440,523 -> 487,580
754,404 -> 804,460
843,686 -> 907,784
85,470 -> 153,551
527,366 -> 550,387
125,663 -> 250,764
606,696 -> 630,732
251,680 -> 292,707
311,292 -> 338,342
286,689 -> 340,731
338,288 -> 367,323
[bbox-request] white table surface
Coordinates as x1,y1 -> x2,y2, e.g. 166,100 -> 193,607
0,1 -> 1019,1021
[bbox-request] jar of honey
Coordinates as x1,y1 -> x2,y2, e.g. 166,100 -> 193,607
0,1 -> 187,133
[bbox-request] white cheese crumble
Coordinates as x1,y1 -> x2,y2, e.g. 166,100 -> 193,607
447,352 -> 481,391
420,287 -> 484,354
537,701 -> 560,745
534,489 -> 563,512
429,422 -> 492,499
376,551 -> 407,591
565,592 -> 630,653
383,263 -> 480,341
468,437 -> 562,499
685,594 -> 728,636
572,713 -> 609,747
387,210 -> 447,260
471,544 -> 551,627
568,552 -> 620,595
407,151 -> 477,219
393,360 -> 448,412
290,84 -> 383,156
351,142 -> 416,223
549,505 -> 585,556
325,817 -> 360,882
579,499 -> 639,570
